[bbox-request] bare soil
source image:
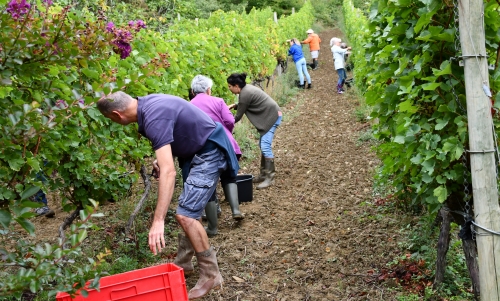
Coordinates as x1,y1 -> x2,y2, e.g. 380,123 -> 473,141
27,28 -> 413,300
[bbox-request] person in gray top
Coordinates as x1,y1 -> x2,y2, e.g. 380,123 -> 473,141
227,72 -> 282,189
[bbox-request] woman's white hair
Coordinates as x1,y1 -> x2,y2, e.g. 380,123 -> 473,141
191,75 -> 213,94
330,37 -> 341,47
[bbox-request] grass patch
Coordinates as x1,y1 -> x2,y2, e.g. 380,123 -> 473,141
356,129 -> 377,146
354,104 -> 370,122
270,63 -> 300,108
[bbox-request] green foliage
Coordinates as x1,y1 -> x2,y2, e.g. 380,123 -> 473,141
246,0 -> 305,15
0,201 -> 108,298
343,0 -> 500,211
162,2 -> 314,100
311,0 -> 341,25
0,1 -> 153,230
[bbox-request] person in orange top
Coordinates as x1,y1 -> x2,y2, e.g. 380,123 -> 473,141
301,29 -> 321,70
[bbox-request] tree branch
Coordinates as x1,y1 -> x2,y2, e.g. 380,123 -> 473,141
58,204 -> 83,243
125,165 -> 151,236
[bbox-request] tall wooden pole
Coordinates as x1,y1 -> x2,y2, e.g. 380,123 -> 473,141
459,0 -> 500,299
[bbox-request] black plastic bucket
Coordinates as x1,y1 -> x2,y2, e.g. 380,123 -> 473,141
236,174 -> 254,203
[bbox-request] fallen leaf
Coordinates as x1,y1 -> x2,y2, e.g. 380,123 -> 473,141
232,276 -> 245,283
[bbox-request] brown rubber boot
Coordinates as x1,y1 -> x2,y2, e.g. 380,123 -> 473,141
188,247 -> 223,300
253,155 -> 266,183
223,183 -> 244,220
257,158 -> 275,190
173,234 -> 195,276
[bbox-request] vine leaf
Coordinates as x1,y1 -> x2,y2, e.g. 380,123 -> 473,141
0,209 -> 12,228
434,186 -> 448,203
422,83 -> 441,90
15,217 -> 35,235
20,186 -> 41,200
399,100 -> 418,114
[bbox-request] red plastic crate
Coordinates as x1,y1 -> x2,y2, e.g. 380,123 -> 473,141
55,263 -> 187,301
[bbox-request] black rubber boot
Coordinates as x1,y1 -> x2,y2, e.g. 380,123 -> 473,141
312,60 -> 318,70
202,193 -> 221,220
223,183 -> 244,220
298,84 -> 305,89
204,200 -> 218,237
307,83 -> 312,89
257,158 -> 275,190
253,155 -> 266,183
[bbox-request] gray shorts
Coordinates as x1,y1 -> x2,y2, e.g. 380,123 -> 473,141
176,148 -> 227,219
311,50 -> 319,59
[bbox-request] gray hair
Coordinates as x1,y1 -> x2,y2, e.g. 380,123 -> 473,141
191,75 -> 213,94
330,37 -> 341,46
97,91 -> 134,115
292,38 -> 300,45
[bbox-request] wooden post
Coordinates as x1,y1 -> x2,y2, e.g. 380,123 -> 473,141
459,0 -> 500,300
273,12 -> 278,24
292,7 -> 295,14
195,18 -> 198,26
177,13 -> 180,21
434,207 -> 452,289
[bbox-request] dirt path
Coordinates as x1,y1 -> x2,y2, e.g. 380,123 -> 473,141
197,28 -> 406,300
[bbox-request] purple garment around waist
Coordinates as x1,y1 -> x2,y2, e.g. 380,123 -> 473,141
190,93 -> 242,156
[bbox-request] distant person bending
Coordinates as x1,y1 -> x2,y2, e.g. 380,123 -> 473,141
288,38 -> 312,89
330,37 -> 351,94
227,72 -> 282,190
301,29 -> 321,70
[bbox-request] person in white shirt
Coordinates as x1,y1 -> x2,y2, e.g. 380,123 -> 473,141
330,37 -> 351,94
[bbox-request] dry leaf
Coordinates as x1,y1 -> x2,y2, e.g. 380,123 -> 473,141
232,276 -> 245,283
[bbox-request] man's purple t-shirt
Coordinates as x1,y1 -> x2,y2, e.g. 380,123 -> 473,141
137,94 -> 216,158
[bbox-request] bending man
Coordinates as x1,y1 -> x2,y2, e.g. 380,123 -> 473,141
97,91 -> 239,300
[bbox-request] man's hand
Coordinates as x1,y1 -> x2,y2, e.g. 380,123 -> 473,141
228,103 -> 238,110
148,219 -> 165,255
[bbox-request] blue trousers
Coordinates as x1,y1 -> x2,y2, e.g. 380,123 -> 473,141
337,68 -> 346,88
260,115 -> 282,158
295,57 -> 311,85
